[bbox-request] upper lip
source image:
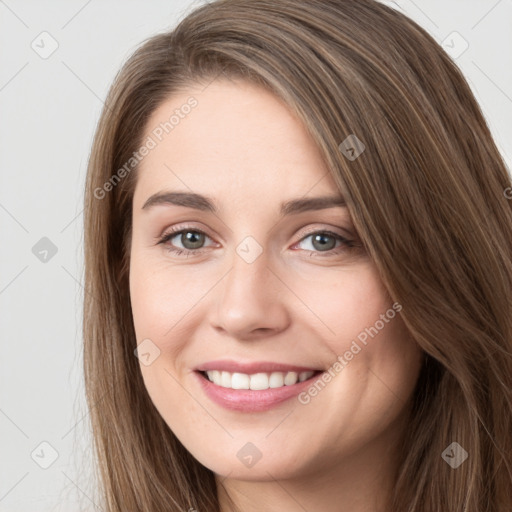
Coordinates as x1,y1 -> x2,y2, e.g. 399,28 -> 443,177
195,360 -> 322,374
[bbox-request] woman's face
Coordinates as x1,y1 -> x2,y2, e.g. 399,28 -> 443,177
129,78 -> 424,481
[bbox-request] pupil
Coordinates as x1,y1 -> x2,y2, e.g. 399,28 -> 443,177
313,233 -> 335,251
183,231 -> 204,249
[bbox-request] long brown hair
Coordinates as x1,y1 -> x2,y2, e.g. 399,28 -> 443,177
82,0 -> 512,510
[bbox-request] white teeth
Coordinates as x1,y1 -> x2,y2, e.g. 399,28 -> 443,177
232,372 -> 250,389
249,372 -> 268,390
269,372 -> 284,388
204,370 -> 316,389
284,371 -> 298,385
221,371 -> 231,387
298,371 -> 311,382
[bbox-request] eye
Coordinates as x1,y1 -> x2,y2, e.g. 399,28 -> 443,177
155,225 -> 358,258
156,227 -> 215,256
293,230 -> 356,257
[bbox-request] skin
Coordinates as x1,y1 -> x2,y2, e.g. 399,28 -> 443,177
129,78 -> 424,512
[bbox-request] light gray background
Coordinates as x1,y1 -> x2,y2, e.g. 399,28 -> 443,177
1,1 -> 511,511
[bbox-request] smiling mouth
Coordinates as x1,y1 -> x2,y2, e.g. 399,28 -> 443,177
198,369 -> 323,390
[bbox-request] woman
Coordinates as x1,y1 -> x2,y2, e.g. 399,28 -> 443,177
83,0 -> 512,510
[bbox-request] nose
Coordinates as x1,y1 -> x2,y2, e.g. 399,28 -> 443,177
210,245 -> 290,340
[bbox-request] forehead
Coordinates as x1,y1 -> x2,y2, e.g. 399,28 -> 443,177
133,79 -> 339,208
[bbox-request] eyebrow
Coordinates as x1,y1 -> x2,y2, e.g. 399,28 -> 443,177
141,191 -> 346,216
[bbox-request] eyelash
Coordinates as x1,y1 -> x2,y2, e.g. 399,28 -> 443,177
154,225 -> 357,258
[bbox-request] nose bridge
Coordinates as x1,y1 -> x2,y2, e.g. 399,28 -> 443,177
225,234 -> 271,300
212,233 -> 289,336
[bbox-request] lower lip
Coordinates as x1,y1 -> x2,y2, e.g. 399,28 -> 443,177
194,371 -> 322,412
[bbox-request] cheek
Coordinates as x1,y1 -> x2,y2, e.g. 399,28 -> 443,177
129,251 -> 213,388
297,263 -> 395,347
128,259 -> 194,424
128,249 -> 206,340
299,263 -> 422,406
